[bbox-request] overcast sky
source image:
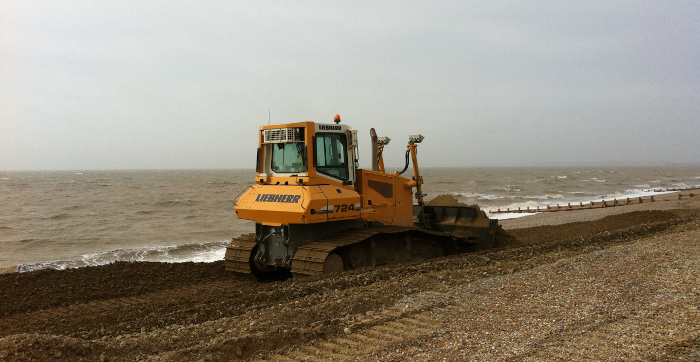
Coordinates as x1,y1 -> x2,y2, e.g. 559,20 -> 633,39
1,1 -> 698,170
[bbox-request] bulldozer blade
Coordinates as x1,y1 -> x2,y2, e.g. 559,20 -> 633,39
414,205 -> 498,248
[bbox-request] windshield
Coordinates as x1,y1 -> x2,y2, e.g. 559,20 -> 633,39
271,142 -> 307,173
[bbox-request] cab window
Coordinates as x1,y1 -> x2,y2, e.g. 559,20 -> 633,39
315,133 -> 348,180
271,142 -> 307,173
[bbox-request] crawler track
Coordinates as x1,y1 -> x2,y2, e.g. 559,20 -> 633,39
223,233 -> 257,274
290,227 -> 413,276
226,226 -> 484,278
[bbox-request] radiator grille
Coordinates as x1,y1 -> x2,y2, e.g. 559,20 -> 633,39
263,128 -> 302,143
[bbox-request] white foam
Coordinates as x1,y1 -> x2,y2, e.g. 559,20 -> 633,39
451,192 -> 511,201
479,194 -> 506,200
452,192 -> 480,198
523,194 -> 564,200
17,240 -> 231,273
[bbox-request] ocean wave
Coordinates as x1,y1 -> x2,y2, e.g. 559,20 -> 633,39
479,194 -> 503,201
523,194 -> 564,200
582,178 -> 606,183
498,185 -> 521,192
591,188 -> 677,203
156,199 -> 195,206
449,192 -> 511,201
598,191 -> 626,200
16,240 -> 231,273
451,192 -> 480,198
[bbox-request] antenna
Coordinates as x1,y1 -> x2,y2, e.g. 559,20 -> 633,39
268,110 -> 271,125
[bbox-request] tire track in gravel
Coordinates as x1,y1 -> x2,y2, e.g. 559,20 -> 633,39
253,310 -> 445,362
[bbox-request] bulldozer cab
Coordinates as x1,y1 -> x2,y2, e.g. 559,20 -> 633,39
256,122 -> 358,188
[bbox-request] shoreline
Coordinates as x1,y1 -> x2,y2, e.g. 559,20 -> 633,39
499,191 -> 700,229
2,192 -> 697,275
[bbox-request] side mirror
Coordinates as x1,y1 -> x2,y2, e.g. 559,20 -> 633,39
255,148 -> 261,172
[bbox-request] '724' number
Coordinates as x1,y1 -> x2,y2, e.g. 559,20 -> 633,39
334,204 -> 356,213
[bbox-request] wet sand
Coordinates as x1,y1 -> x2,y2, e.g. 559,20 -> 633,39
1,196 -> 699,361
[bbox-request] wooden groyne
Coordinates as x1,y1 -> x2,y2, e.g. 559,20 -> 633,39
491,186 -> 700,214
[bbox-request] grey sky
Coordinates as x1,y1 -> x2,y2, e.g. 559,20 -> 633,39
1,1 -> 698,170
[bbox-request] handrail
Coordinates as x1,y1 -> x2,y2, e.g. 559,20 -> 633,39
233,185 -> 253,206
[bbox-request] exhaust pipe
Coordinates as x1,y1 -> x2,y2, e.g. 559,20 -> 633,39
370,128 -> 379,171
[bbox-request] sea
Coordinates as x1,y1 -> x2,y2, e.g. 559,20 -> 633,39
2,165 -> 699,273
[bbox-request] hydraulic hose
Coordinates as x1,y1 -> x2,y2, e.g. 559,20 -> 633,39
397,147 -> 410,175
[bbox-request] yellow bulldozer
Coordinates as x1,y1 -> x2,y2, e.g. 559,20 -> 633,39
225,115 -> 498,279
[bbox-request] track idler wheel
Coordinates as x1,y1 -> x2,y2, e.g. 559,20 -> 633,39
322,254 -> 344,273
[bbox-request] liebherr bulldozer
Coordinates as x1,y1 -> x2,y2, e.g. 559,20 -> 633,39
225,115 -> 498,279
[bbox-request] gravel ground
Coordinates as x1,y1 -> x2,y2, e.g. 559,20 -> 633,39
373,228 -> 700,361
1,199 -> 698,361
